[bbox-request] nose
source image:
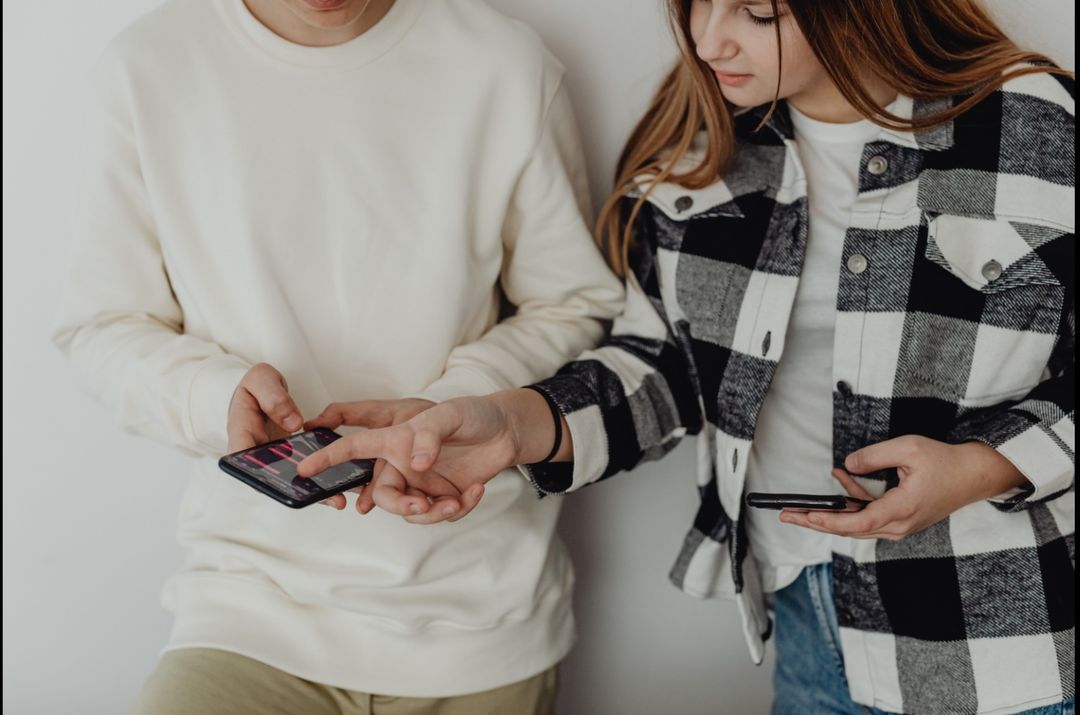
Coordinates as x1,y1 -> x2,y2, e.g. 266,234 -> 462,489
695,6 -> 739,65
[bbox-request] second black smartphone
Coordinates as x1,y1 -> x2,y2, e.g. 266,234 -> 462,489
745,492 -> 869,512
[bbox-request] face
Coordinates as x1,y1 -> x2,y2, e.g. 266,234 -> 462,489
688,0 -> 831,109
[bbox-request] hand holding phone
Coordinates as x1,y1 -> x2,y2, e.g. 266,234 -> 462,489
226,363 -> 304,453
219,428 -> 373,508
746,492 -> 869,513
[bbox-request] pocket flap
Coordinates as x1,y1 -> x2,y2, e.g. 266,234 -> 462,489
926,214 -> 1063,293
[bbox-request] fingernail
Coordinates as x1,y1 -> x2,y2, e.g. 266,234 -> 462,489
411,452 -> 429,465
442,506 -> 456,517
285,416 -> 301,431
409,503 -> 423,515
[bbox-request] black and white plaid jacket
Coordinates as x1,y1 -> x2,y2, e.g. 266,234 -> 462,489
527,68 -> 1075,714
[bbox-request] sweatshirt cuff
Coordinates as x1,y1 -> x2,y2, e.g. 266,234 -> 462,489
187,356 -> 252,454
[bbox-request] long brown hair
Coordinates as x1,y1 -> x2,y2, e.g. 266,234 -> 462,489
598,0 -> 1072,276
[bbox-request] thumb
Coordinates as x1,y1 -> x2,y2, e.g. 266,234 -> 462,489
407,405 -> 464,471
845,437 -> 913,475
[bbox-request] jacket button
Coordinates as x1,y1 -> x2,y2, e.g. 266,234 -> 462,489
982,260 -> 1003,282
867,155 -> 889,175
675,196 -> 694,213
847,254 -> 869,274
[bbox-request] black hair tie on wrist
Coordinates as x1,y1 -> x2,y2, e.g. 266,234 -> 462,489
522,386 -> 563,464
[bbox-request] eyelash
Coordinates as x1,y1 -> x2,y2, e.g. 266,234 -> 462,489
747,11 -> 779,26
692,1 -> 780,26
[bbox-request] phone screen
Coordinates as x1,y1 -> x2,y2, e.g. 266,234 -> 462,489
219,429 -> 373,506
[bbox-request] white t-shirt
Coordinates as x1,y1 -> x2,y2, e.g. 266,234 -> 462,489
52,0 -> 623,697
745,103 -> 887,594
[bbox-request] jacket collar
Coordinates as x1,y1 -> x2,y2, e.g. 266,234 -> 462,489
736,95 -> 956,152
636,95 -> 958,221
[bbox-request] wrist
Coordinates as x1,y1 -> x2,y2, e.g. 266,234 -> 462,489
491,388 -> 557,465
955,441 -> 1028,500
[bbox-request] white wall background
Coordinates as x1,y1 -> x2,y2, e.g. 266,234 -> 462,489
2,2 -> 1073,713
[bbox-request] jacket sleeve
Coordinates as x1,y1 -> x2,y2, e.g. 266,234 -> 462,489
523,199 -> 705,494
951,233 -> 1075,511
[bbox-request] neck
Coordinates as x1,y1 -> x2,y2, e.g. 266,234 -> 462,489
243,0 -> 395,47
789,73 -> 898,124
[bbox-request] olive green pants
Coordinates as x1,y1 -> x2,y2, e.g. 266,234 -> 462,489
135,648 -> 558,715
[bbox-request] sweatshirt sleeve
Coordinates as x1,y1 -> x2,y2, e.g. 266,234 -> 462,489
51,49 -> 250,457
415,80 -> 625,403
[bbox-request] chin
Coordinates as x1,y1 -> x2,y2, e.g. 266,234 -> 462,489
291,0 -> 362,26
719,86 -> 771,109
304,14 -> 356,29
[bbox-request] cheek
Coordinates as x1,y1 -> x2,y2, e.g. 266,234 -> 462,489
775,27 -> 827,97
733,24 -> 789,92
688,3 -> 709,47
777,61 -> 814,96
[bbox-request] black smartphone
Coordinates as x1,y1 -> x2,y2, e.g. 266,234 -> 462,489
218,428 -> 373,509
745,492 -> 869,513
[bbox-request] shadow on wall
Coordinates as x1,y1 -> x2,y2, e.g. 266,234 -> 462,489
553,441 -> 775,715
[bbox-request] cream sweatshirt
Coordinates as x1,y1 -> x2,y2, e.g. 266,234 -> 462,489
52,0 -> 623,696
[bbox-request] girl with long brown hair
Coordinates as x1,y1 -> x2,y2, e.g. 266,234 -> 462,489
300,1 -> 1075,711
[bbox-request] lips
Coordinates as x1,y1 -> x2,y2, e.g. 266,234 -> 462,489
714,71 -> 752,87
302,0 -> 348,10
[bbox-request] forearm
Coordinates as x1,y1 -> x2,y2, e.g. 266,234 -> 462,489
418,83 -> 623,404
54,316 -> 250,455
417,309 -> 614,404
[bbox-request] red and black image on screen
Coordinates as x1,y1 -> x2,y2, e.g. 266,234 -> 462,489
221,429 -> 373,502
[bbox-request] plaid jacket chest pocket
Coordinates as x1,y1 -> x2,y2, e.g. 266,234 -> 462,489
915,213 -> 1066,407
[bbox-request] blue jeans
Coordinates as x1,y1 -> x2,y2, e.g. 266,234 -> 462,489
771,563 -> 1074,715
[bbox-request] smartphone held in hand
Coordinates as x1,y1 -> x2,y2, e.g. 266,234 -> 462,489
745,492 -> 869,513
219,428 -> 373,508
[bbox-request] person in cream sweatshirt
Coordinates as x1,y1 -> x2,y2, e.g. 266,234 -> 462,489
51,0 -> 623,712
